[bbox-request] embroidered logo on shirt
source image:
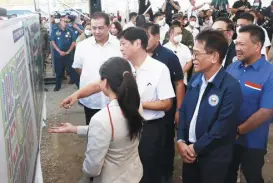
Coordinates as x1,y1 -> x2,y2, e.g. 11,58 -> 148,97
208,94 -> 219,106
245,81 -> 262,91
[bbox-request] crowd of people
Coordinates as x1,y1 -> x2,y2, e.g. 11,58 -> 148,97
2,0 -> 273,183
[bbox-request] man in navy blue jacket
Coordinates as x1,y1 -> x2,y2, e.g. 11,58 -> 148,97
177,29 -> 242,183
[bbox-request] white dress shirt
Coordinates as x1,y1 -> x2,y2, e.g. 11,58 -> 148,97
160,24 -> 169,44
164,41 -> 192,85
72,34 -> 122,109
261,26 -> 271,58
134,55 -> 175,121
188,68 -> 221,143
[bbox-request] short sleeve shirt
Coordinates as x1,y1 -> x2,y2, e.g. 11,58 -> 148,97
226,57 -> 273,149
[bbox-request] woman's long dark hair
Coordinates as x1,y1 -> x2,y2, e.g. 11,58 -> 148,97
99,57 -> 143,140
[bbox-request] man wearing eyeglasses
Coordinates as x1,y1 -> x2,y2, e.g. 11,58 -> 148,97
176,30 -> 242,183
212,17 -> 237,69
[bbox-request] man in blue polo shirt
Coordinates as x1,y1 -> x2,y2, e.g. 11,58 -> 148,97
143,22 -> 185,183
225,25 -> 273,183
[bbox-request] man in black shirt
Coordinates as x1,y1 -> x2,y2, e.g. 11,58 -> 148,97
231,0 -> 251,21
162,0 -> 181,26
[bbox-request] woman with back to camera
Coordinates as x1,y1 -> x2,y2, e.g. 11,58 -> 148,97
49,57 -> 143,183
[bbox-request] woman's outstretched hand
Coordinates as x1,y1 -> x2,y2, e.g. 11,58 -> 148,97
48,123 -> 77,134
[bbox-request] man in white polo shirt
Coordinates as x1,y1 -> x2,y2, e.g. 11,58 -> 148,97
164,24 -> 192,86
72,12 -> 121,125
61,27 -> 175,183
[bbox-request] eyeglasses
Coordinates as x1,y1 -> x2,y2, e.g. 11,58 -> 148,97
192,51 -> 212,59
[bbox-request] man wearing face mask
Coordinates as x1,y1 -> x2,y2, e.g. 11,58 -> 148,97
143,22 -> 185,183
236,12 -> 271,59
163,13 -> 194,51
212,17 -> 237,69
185,16 -> 199,40
164,24 -> 192,87
50,15 -> 76,91
52,12 -> 61,30
154,12 -> 169,44
76,23 -> 92,45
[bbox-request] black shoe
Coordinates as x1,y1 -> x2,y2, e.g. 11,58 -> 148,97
54,87 -> 60,91
69,80 -> 75,84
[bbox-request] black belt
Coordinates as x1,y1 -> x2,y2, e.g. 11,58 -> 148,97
144,117 -> 164,124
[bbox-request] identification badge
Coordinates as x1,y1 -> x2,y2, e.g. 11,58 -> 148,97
75,31 -> 78,34
208,94 -> 219,106
56,31 -> 61,36
57,37 -> 60,40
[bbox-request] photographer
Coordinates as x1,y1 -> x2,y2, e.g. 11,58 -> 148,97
162,0 -> 181,26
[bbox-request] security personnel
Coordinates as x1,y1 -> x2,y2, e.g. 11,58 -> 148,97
50,15 -> 76,91
177,30 -> 242,183
143,22 -> 185,183
225,25 -> 273,183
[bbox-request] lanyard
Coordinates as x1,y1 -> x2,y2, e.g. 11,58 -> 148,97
107,104 -> 114,141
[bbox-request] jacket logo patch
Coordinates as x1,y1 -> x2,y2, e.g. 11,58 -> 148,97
208,94 -> 219,106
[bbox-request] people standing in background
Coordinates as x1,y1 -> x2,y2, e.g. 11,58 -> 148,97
225,24 -> 273,183
143,23 -> 185,183
163,13 -> 194,51
110,22 -> 122,37
49,57 -> 144,183
210,0 -> 229,11
76,23 -> 92,45
162,0 -> 181,26
72,12 -> 121,125
154,12 -> 169,44
187,0 -> 208,29
164,24 -> 192,87
177,29 -> 242,183
123,12 -> 137,30
200,16 -> 212,31
50,15 -> 76,91
231,0 -> 251,21
185,16 -> 199,40
0,7 -> 7,20
212,17 -> 236,69
136,15 -> 147,28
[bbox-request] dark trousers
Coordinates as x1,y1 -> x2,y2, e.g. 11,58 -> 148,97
162,112 -> 175,180
54,55 -> 77,89
139,118 -> 165,183
183,156 -> 229,183
83,106 -> 100,125
225,144 -> 266,183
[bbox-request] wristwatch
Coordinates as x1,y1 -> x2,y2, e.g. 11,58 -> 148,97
176,108 -> 180,112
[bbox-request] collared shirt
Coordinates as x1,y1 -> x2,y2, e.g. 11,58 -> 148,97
73,34 -> 121,109
135,55 -> 175,121
261,26 -> 271,58
68,23 -> 84,39
227,56 -> 273,149
188,68 -> 221,143
164,41 -> 191,85
50,26 -> 76,57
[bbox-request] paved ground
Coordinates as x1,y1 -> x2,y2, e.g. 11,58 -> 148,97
41,83 -> 273,183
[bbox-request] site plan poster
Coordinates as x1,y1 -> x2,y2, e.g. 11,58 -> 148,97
0,18 -> 39,183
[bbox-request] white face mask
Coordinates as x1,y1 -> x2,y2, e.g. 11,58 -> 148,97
236,26 -> 241,35
173,34 -> 182,43
157,18 -> 166,27
205,20 -> 210,25
253,2 -> 259,7
55,19 -> 60,24
189,21 -> 196,27
84,29 -> 92,36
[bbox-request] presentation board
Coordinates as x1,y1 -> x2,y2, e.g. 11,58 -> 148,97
0,15 -> 44,183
